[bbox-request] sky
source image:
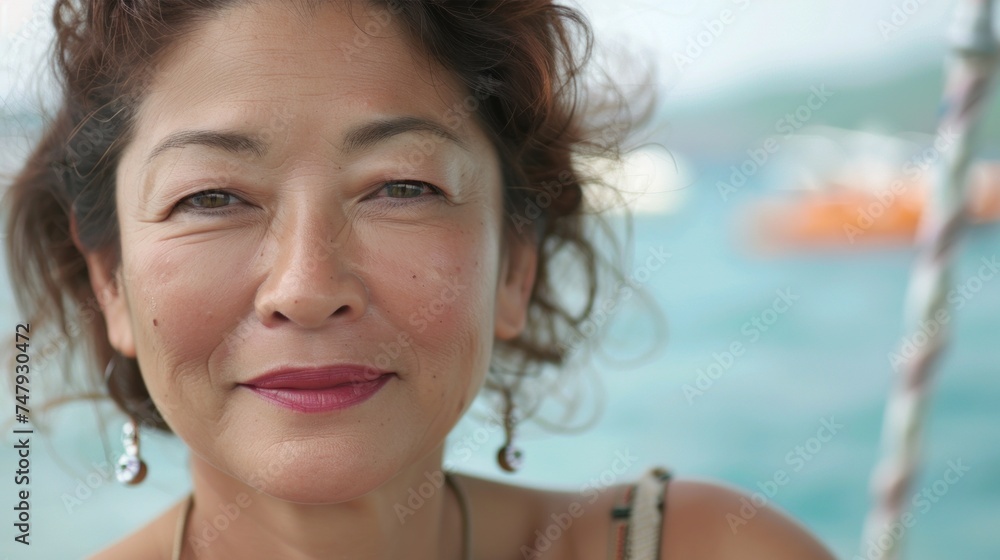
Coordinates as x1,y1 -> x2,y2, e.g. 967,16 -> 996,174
0,0 -> 982,114
570,0 -> 968,102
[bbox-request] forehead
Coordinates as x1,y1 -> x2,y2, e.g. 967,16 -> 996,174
127,0 -> 479,164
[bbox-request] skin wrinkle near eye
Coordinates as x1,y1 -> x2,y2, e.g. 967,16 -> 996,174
137,150 -> 250,220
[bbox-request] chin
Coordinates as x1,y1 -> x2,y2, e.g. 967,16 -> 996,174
218,439 -> 405,504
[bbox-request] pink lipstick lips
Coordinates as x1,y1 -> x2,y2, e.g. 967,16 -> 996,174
239,365 -> 393,413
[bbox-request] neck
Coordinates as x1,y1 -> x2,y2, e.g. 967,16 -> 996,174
179,444 -> 463,560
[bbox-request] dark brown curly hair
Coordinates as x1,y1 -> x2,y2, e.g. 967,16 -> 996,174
2,0 -> 661,434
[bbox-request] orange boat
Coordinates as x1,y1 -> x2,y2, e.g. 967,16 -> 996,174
742,161 -> 1000,252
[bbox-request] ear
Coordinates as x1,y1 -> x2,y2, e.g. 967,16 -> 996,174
494,234 -> 538,341
70,212 -> 137,358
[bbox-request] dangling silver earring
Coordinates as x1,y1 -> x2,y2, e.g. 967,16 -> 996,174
496,386 -> 523,473
115,418 -> 147,485
105,357 -> 148,485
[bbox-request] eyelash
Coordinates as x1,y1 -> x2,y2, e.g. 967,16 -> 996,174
175,180 -> 443,215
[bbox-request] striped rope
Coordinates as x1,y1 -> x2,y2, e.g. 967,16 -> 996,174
859,2 -> 999,559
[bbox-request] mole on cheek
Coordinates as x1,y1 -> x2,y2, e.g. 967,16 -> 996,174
153,318 -> 159,326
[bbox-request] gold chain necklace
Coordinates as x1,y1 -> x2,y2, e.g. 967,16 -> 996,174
172,471 -> 471,560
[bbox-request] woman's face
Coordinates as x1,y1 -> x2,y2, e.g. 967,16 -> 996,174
84,0 -> 535,501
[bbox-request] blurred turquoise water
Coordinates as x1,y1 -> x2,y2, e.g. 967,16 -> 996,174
1,155 -> 998,559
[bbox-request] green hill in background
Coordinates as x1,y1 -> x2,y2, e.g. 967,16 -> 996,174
657,60 -> 1000,158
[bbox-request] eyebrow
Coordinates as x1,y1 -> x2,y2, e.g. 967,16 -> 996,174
144,115 -> 469,166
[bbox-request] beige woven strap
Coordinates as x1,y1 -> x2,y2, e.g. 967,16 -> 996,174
625,467 -> 671,560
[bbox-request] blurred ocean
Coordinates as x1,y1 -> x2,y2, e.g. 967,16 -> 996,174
0,131 -> 998,558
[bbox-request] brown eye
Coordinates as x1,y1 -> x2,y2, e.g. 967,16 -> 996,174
176,189 -> 245,216
188,190 -> 236,208
377,181 -> 440,199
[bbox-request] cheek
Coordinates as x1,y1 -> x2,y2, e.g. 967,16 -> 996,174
124,234 -> 261,408
364,221 -> 497,397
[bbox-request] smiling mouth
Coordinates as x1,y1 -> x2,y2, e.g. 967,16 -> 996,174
239,366 -> 396,412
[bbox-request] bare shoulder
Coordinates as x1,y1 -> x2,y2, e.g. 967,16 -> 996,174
500,473 -> 838,560
86,496 -> 188,560
659,478 -> 838,560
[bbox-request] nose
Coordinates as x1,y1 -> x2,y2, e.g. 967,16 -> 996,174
254,210 -> 368,329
